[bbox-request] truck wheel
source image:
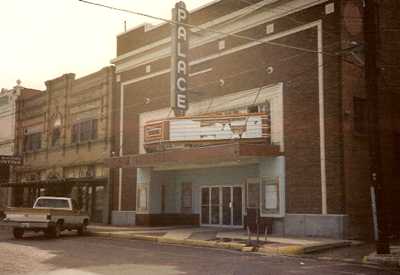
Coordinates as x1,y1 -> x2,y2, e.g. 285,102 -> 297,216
44,229 -> 52,238
53,223 -> 61,238
13,228 -> 24,239
77,220 -> 88,236
46,223 -> 61,238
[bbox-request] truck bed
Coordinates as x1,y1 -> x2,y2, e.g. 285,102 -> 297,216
4,207 -> 85,215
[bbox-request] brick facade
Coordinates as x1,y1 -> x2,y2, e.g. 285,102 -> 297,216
109,0 -> 395,238
12,67 -> 115,223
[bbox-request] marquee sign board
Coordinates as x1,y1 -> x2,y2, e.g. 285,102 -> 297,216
170,1 -> 189,116
0,155 -> 23,166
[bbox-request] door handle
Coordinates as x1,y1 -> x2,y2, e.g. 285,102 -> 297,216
229,202 -> 233,208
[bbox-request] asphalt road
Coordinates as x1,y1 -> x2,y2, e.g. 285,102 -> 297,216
0,229 -> 398,275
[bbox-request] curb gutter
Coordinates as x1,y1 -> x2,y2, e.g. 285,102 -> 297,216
88,231 -> 350,256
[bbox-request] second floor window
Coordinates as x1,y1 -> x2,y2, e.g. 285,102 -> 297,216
24,132 -> 42,152
71,119 -> 98,144
51,127 -> 61,146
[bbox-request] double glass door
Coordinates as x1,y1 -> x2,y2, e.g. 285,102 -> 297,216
201,186 -> 242,226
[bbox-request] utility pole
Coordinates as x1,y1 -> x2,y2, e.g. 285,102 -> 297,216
364,0 -> 390,254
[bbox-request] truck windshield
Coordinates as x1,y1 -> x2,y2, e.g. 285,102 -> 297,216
35,199 -> 69,209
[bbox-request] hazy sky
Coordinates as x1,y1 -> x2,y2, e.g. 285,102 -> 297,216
0,0 -> 213,90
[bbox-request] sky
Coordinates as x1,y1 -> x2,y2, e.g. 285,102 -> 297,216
0,0 -> 214,90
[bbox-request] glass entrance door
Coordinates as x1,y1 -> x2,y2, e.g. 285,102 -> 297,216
232,186 -> 243,226
222,187 -> 231,225
201,186 -> 242,226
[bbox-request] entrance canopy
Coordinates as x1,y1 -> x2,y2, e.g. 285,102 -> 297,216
106,142 -> 282,170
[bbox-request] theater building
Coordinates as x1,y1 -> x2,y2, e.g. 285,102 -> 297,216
5,67 -> 115,223
108,0 -> 376,239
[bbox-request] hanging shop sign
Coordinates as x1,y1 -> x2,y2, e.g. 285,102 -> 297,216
170,1 -> 189,116
0,155 -> 23,166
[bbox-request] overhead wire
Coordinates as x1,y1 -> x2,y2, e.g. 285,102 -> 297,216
3,1 -> 354,166
0,33 -> 342,122
77,0 -> 338,57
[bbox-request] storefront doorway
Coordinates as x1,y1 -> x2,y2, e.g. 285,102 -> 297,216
200,186 -> 243,227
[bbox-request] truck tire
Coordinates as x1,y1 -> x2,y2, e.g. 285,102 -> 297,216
77,220 -> 88,236
44,229 -> 52,238
46,223 -> 61,238
13,228 -> 24,239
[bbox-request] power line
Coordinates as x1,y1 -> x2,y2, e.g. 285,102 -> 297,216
10,61 -> 350,177
77,0 -> 338,57
0,37 -> 341,122
238,0 -> 346,40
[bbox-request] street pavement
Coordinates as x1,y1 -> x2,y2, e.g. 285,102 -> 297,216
0,230 -> 398,275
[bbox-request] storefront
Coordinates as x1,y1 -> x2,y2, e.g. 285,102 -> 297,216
109,0 -> 375,239
109,134 -> 285,228
0,177 -> 107,223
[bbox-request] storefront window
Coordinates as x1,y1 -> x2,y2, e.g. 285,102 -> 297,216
138,187 -> 148,210
24,132 -> 42,152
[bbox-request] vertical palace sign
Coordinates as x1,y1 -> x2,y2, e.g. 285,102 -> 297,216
170,1 -> 189,117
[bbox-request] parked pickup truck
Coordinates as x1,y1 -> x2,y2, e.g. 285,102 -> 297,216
1,196 -> 89,239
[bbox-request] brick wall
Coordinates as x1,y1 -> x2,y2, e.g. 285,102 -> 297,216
377,0 -> 400,236
15,66 -> 114,195
112,1 -> 347,218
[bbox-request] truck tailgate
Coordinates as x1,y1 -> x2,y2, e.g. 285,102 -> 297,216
4,208 -> 50,222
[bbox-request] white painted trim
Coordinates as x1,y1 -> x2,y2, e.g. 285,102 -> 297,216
118,84 -> 125,212
318,22 -> 327,215
191,0 -> 278,33
112,0 -> 328,73
118,21 -> 321,85
119,20 -> 327,216
189,20 -> 321,67
118,167 -> 122,211
112,37 -> 170,63
112,0 -> 273,59
115,0 -> 223,38
122,69 -> 170,87
189,67 -> 213,77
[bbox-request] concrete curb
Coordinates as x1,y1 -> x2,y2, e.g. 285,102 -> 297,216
89,231 -> 248,252
258,245 -> 304,255
363,254 -> 400,269
159,237 -> 247,251
257,241 -> 352,256
88,231 -> 159,242
302,241 -> 352,253
88,231 -> 350,256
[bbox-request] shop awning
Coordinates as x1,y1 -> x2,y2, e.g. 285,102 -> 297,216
0,177 -> 107,188
105,142 -> 282,169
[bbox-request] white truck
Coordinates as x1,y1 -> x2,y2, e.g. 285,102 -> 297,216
1,196 -> 89,239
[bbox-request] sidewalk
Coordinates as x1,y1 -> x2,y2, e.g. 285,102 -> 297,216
87,224 -> 352,255
364,245 -> 400,269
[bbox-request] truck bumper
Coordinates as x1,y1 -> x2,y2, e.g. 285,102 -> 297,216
0,221 -> 50,229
